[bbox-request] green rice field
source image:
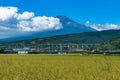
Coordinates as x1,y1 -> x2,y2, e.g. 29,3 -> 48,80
0,54 -> 120,80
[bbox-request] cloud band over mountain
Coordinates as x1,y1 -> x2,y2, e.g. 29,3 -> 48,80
0,6 -> 63,38
85,21 -> 120,31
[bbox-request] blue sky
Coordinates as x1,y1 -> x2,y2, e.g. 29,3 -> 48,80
0,0 -> 120,39
0,0 -> 120,24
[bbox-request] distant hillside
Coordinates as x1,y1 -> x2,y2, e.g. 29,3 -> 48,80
1,30 -> 120,47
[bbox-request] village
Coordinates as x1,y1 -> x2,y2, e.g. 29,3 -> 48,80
0,43 -> 120,55
0,43 -> 99,54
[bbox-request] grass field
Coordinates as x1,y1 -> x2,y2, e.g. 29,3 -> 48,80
0,54 -> 120,80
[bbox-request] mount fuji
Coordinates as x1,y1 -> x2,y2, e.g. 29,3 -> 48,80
0,15 -> 96,43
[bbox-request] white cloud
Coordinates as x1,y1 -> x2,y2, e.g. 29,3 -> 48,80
0,7 -> 17,21
31,16 -> 62,31
16,12 -> 34,20
85,21 -> 120,31
17,21 -> 31,31
17,16 -> 62,32
86,21 -> 90,24
0,6 -> 63,39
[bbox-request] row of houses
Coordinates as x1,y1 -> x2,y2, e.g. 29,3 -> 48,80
3,47 -> 36,54
1,44 -> 120,54
2,48 -> 120,55
1,44 -> 97,54
2,47 -> 87,54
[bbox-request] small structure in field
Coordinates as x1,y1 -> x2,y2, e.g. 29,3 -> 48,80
18,51 -> 28,54
13,47 -> 30,54
58,51 -> 66,54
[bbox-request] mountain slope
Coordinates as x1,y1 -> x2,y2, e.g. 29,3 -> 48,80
1,30 -> 120,47
0,15 -> 96,43
97,37 -> 120,50
56,15 -> 96,33
27,30 -> 120,44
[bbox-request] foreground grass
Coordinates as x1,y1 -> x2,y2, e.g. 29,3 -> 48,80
0,54 -> 119,80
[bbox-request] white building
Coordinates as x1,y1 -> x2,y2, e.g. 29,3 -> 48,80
13,47 -> 30,54
18,51 -> 28,54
